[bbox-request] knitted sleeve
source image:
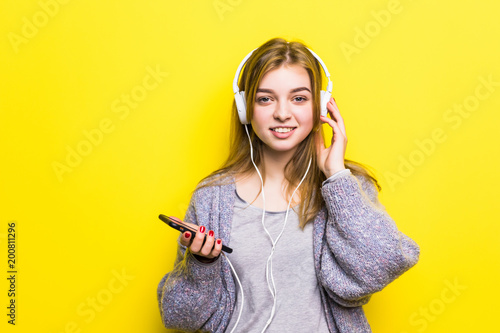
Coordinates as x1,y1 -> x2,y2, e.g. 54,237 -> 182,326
317,172 -> 420,307
156,186 -> 234,332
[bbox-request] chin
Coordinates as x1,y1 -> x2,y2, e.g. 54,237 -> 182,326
265,143 -> 301,154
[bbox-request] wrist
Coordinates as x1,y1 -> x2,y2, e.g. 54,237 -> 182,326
193,254 -> 220,264
324,167 -> 346,179
322,168 -> 351,186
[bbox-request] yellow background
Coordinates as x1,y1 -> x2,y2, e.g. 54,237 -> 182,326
1,0 -> 499,332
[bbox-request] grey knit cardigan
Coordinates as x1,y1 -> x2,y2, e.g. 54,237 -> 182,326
157,172 -> 420,332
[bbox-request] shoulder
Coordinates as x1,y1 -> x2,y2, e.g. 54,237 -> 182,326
188,173 -> 237,240
197,172 -> 235,188
191,172 -> 237,205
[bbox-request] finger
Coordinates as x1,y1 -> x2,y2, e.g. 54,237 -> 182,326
190,225 -> 206,253
321,114 -> 345,144
329,118 -> 347,146
179,231 -> 193,247
212,239 -> 223,257
200,230 -> 216,257
328,98 -> 346,138
320,114 -> 337,130
328,97 -> 340,114
320,114 -> 338,146
327,98 -> 346,138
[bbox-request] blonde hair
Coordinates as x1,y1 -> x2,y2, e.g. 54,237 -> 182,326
198,37 -> 380,228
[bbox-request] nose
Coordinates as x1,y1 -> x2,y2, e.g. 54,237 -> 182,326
273,101 -> 291,121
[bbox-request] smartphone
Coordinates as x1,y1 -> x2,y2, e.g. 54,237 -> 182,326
158,214 -> 233,253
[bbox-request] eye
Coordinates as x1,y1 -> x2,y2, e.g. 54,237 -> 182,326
257,96 -> 272,103
293,96 -> 308,102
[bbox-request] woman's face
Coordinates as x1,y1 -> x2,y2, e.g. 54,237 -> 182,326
251,64 -> 314,156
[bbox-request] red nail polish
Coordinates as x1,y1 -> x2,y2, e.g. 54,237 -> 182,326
208,230 -> 214,237
185,232 -> 191,238
199,226 -> 206,233
216,239 -> 222,245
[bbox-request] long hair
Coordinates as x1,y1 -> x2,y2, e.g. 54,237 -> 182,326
198,37 -> 380,228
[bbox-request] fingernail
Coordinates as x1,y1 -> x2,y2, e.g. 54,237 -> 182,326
185,232 -> 191,238
208,230 -> 214,237
199,226 -> 206,233
216,239 -> 222,245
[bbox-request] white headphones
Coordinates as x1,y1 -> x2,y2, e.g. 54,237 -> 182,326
232,46 -> 333,124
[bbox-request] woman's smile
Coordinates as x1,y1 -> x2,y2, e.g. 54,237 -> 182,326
270,126 -> 296,138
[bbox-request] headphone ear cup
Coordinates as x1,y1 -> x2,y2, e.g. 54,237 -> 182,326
320,90 -> 331,118
235,91 -> 248,124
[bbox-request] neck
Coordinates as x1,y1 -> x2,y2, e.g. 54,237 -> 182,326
260,146 -> 296,183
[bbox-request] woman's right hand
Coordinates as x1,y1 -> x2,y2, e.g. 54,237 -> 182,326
178,220 -> 223,262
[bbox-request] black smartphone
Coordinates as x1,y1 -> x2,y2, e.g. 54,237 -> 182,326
158,214 -> 233,253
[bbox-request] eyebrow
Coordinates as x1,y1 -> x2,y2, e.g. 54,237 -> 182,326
256,87 -> 311,94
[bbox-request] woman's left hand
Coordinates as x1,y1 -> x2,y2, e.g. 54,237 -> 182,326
316,97 -> 347,178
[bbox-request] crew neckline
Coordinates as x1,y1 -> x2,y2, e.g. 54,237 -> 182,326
234,189 -> 300,214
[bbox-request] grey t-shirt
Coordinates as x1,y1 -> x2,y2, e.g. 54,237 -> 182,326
225,190 -> 329,332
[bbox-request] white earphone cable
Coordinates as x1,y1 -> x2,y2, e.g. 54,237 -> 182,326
244,125 -> 269,249
244,124 -> 313,333
225,124 -> 268,333
261,157 -> 312,332
225,252 -> 244,333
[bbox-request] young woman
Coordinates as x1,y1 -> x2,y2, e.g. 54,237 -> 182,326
157,37 -> 420,333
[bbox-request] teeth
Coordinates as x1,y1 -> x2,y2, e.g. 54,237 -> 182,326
272,128 -> 294,133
